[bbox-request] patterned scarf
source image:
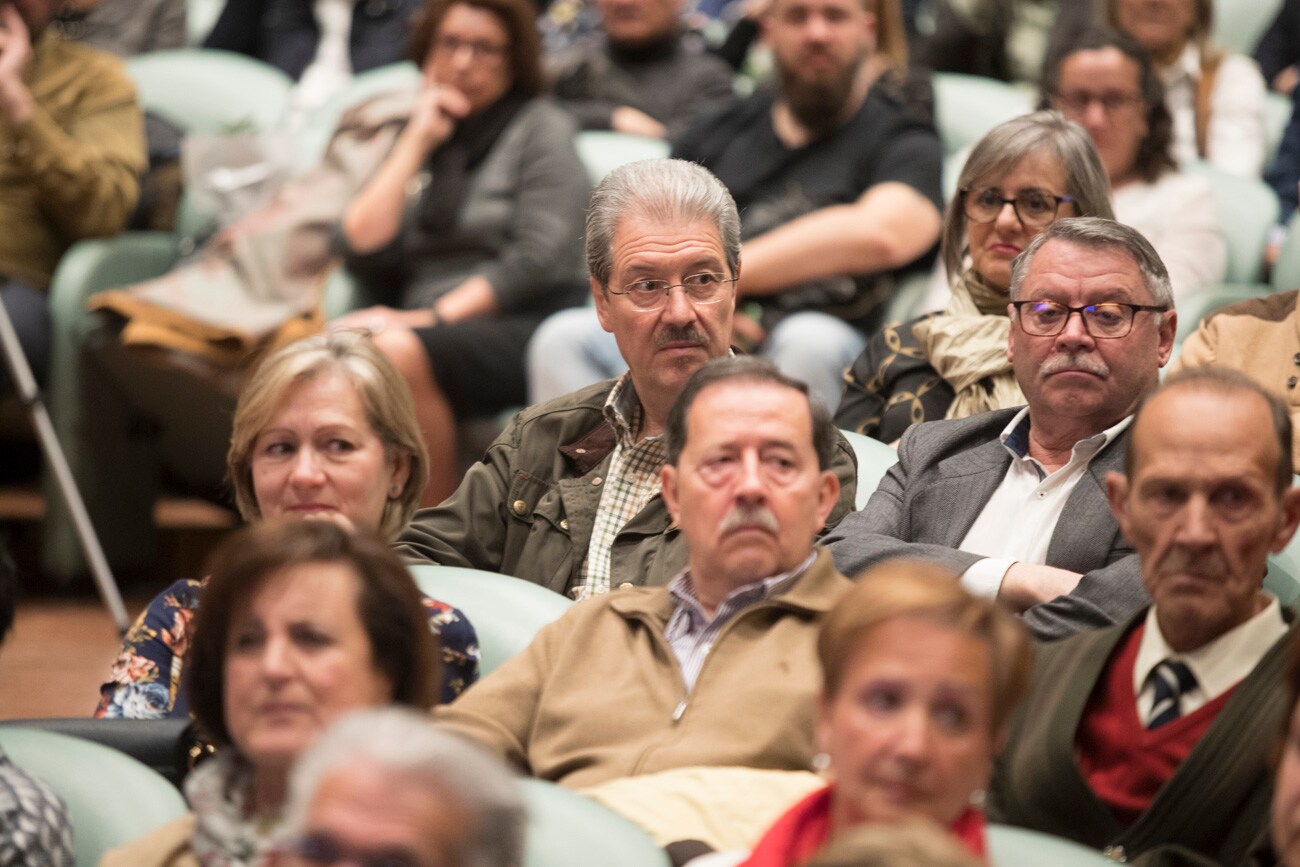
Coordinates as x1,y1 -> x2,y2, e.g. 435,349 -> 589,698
185,751 -> 282,867
911,268 -> 1025,420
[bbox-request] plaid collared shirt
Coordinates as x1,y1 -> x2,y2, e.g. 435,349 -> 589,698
664,552 -> 817,692
572,374 -> 668,600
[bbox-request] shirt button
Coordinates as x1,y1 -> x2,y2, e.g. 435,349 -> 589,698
560,519 -> 570,531
575,447 -> 587,454
591,476 -> 603,486
618,582 -> 634,590
512,499 -> 527,515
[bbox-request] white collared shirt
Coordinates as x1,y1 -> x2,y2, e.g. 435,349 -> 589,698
957,408 -> 1131,598
1160,42 -> 1267,177
1133,597 -> 1287,724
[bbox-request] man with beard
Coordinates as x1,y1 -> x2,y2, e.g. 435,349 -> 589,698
988,366 -> 1300,866
825,218 -> 1178,640
396,159 -> 858,598
436,355 -> 853,792
527,0 -> 943,411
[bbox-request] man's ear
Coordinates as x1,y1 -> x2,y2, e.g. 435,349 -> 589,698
661,463 -> 682,526
815,470 -> 840,530
1106,470 -> 1131,541
1271,486 -> 1300,554
1156,310 -> 1178,367
592,277 -> 614,333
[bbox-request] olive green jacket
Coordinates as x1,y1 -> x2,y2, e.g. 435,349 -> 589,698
395,379 -> 859,595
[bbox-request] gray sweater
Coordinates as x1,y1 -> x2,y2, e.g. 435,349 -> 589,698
341,97 -> 591,314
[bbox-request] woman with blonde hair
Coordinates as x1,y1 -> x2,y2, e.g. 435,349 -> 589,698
96,331 -> 479,719
699,560 -> 1034,865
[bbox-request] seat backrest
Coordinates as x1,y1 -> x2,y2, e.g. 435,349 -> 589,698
1212,0 -> 1283,56
1274,214 -> 1300,293
127,49 -> 294,135
1187,163 -> 1280,285
0,718 -> 191,790
574,131 -> 671,186
521,778 -> 670,867
986,823 -> 1115,865
408,565 -> 573,675
838,429 -> 898,509
0,727 -> 187,867
932,74 -> 1033,157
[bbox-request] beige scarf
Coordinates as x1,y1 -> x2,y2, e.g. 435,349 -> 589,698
911,269 -> 1025,420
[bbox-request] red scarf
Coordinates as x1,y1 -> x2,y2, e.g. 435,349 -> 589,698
739,785 -> 987,866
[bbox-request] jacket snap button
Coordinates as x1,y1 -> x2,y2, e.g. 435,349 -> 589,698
512,499 -> 527,515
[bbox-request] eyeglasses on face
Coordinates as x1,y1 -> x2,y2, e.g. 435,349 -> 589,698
961,187 -> 1073,228
1052,90 -> 1144,116
1011,300 -> 1167,338
433,34 -> 507,60
606,272 -> 737,311
282,833 -> 430,867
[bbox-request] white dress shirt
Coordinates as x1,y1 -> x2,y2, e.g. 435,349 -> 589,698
1133,596 -> 1287,724
1162,43 -> 1267,178
1113,171 -> 1226,301
957,408 -> 1131,598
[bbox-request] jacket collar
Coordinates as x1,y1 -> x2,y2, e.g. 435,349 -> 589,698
605,547 -> 848,625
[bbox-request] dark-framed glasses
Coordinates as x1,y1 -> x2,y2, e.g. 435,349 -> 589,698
1011,300 -> 1168,339
1052,90 -> 1144,116
961,187 -> 1073,228
433,34 -> 507,60
606,272 -> 737,311
280,833 -> 430,867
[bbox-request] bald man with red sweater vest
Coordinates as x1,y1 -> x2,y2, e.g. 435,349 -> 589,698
988,368 -> 1300,866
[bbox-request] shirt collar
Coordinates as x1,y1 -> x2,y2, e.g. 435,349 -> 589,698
1163,42 -> 1201,86
603,372 -> 646,446
666,551 -> 818,628
998,407 -> 1131,469
1135,596 -> 1288,701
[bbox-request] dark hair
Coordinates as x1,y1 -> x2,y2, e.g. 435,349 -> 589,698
1039,27 -> 1177,184
408,0 -> 543,98
187,521 -> 440,748
1129,367 -> 1294,495
664,356 -> 836,470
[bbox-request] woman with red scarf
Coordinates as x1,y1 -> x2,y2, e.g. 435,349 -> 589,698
722,560 -> 1034,866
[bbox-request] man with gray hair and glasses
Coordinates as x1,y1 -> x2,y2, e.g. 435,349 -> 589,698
397,158 -> 857,599
826,217 -> 1177,640
272,708 -> 526,867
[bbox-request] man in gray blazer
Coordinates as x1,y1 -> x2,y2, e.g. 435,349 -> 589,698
826,217 -> 1178,640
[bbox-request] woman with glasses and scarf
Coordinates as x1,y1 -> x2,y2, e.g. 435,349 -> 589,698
835,111 -> 1111,443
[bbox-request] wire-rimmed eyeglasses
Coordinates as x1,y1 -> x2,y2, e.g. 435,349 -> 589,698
606,272 -> 737,311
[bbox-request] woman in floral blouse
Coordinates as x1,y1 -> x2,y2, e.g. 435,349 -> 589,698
95,331 -> 478,718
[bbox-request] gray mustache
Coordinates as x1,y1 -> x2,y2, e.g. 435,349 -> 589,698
720,504 -> 780,535
655,325 -> 708,348
1041,351 -> 1109,377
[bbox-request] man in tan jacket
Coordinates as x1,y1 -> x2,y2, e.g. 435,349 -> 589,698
437,355 -> 850,788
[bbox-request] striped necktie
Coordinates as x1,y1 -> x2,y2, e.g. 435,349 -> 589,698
1147,659 -> 1197,729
